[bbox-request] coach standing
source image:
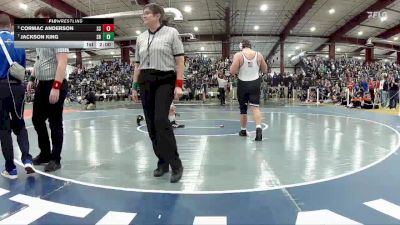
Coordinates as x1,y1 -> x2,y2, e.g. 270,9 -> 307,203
0,14 -> 34,179
28,7 -> 69,172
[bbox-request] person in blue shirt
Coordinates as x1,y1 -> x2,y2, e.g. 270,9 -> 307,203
0,14 -> 34,179
361,78 -> 369,95
354,82 -> 360,94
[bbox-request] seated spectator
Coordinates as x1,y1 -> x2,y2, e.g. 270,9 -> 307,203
81,88 -> 96,110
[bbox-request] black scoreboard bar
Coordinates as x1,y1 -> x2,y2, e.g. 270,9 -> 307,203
14,32 -> 103,41
14,18 -> 115,48
15,25 -> 103,32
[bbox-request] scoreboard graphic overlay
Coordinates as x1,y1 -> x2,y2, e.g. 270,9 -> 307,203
14,18 -> 114,49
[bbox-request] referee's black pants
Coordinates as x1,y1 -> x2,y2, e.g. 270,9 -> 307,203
0,81 -> 31,172
139,70 -> 182,170
32,80 -> 68,163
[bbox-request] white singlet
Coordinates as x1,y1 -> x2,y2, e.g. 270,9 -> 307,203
238,51 -> 260,81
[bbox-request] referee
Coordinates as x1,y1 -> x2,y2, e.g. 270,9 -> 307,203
132,3 -> 184,183
28,7 -> 69,172
0,14 -> 34,179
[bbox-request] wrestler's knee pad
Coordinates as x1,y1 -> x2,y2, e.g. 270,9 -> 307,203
239,103 -> 248,115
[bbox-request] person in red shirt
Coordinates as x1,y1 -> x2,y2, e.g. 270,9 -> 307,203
375,79 -> 380,105
347,79 -> 354,95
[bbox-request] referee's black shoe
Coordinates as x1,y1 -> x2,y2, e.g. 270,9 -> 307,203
32,155 -> 50,165
153,165 -> 169,177
170,166 -> 183,183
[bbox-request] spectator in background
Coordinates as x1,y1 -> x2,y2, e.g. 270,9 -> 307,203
201,78 -> 208,103
368,77 -> 375,103
260,77 -> 268,100
81,88 -> 96,110
217,74 -> 227,105
381,75 -> 388,107
361,78 -> 369,96
388,76 -> 399,110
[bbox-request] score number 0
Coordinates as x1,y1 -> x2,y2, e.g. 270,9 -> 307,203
102,24 -> 114,32
96,34 -> 113,40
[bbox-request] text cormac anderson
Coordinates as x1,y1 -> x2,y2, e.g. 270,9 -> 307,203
19,26 -> 74,31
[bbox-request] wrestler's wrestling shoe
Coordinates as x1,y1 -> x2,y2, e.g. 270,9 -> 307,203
255,128 -> 262,141
239,130 -> 248,136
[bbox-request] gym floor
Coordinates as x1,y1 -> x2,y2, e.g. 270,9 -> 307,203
1,103 -> 400,224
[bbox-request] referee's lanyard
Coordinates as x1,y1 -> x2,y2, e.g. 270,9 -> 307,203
146,33 -> 155,67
